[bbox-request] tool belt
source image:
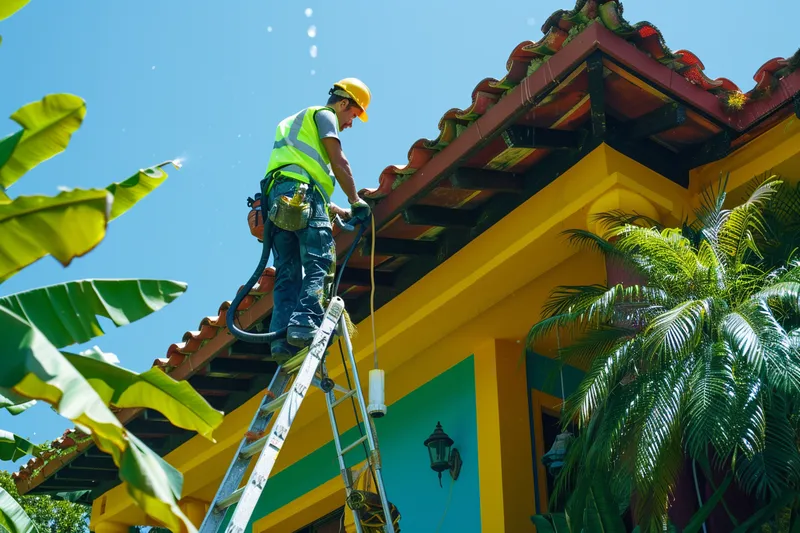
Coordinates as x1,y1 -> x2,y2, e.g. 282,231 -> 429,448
246,167 -> 331,240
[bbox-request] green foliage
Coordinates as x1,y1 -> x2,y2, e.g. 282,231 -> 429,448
0,470 -> 88,533
0,279 -> 187,349
0,159 -> 175,283
0,0 -> 30,22
0,4 -> 219,532
0,431 -> 40,463
528,175 -> 800,531
0,93 -> 86,190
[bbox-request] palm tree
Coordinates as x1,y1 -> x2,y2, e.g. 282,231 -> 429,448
526,175 -> 800,532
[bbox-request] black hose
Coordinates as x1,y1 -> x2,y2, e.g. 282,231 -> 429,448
333,218 -> 368,297
226,216 -> 287,344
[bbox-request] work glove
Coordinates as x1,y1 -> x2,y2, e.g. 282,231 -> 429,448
349,197 -> 371,225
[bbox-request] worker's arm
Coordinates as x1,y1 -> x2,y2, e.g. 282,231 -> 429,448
321,137 -> 360,204
314,109 -> 361,204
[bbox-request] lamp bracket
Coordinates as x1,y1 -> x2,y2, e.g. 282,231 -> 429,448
449,448 -> 462,481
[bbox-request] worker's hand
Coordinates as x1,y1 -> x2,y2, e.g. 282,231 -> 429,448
329,203 -> 352,221
349,197 -> 371,224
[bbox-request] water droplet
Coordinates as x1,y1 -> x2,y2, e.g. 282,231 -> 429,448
309,45 -> 318,58
237,134 -> 241,138
311,69 -> 316,76
304,7 -> 313,17
307,25 -> 317,38
151,65 -> 156,70
267,26 -> 273,32
527,17 -> 536,26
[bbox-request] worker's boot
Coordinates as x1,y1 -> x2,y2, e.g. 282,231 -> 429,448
270,339 -> 299,359
286,325 -> 315,348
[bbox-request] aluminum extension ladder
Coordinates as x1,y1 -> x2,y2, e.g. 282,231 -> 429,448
199,296 -> 396,533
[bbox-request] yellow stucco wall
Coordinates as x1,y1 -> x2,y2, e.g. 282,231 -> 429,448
90,114 -> 800,531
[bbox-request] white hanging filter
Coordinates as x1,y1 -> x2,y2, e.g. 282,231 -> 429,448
367,369 -> 386,418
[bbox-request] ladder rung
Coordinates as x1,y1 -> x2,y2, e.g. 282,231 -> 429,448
215,487 -> 244,512
331,389 -> 356,408
340,435 -> 368,456
240,436 -> 267,459
260,392 -> 289,415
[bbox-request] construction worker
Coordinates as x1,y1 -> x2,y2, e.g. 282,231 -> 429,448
262,78 -> 372,358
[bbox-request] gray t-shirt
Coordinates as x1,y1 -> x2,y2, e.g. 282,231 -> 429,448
314,109 -> 339,141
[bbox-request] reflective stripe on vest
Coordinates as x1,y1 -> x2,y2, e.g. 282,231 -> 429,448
265,106 -> 337,200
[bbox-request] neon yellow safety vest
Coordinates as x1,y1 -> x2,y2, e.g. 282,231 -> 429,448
265,105 -> 339,201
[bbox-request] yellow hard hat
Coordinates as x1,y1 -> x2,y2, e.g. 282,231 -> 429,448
333,77 -> 371,122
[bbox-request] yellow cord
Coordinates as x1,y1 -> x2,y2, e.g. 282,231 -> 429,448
370,214 -> 378,369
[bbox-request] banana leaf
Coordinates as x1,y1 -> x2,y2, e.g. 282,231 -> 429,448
0,390 -> 36,415
0,278 -> 187,349
50,490 -> 92,504
0,430 -> 40,462
63,350 -> 223,441
0,131 -> 23,174
106,165 -> 170,220
0,307 -> 197,533
531,513 -> 570,532
0,0 -> 30,21
0,487 -> 38,533
0,94 -> 86,189
0,163 -> 176,283
0,188 -> 110,282
584,479 -> 627,533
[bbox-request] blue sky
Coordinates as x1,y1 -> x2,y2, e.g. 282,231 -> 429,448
1,0 -> 797,471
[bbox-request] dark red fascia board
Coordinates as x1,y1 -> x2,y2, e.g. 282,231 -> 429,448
335,22 -> 800,258
335,19 -> 604,257
595,24 -> 800,133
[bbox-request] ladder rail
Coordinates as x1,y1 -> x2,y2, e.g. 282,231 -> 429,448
337,315 -> 396,533
199,366 -> 291,532
324,377 -> 365,533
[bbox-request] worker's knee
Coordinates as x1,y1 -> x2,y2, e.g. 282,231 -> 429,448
300,227 -> 335,267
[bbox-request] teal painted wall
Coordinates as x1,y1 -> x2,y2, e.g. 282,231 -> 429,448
222,355 -> 480,532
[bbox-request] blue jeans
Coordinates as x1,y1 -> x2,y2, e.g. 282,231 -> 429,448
266,178 -> 335,353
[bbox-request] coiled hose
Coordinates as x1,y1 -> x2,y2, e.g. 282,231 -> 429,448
226,206 -> 368,344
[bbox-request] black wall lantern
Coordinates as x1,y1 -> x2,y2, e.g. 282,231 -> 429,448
424,422 -> 462,487
541,431 -> 573,477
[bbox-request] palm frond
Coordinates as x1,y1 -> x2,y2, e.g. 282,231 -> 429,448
695,174 -> 729,250
642,299 -> 711,361
613,227 -> 699,294
564,336 -> 638,423
768,327 -> 800,396
556,325 -> 636,368
591,209 -> 664,232
735,395 -> 800,499
685,341 -> 738,459
631,365 -> 690,531
718,176 -> 782,268
719,308 -> 766,372
561,229 -> 628,262
729,365 -> 765,461
758,281 -> 800,317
